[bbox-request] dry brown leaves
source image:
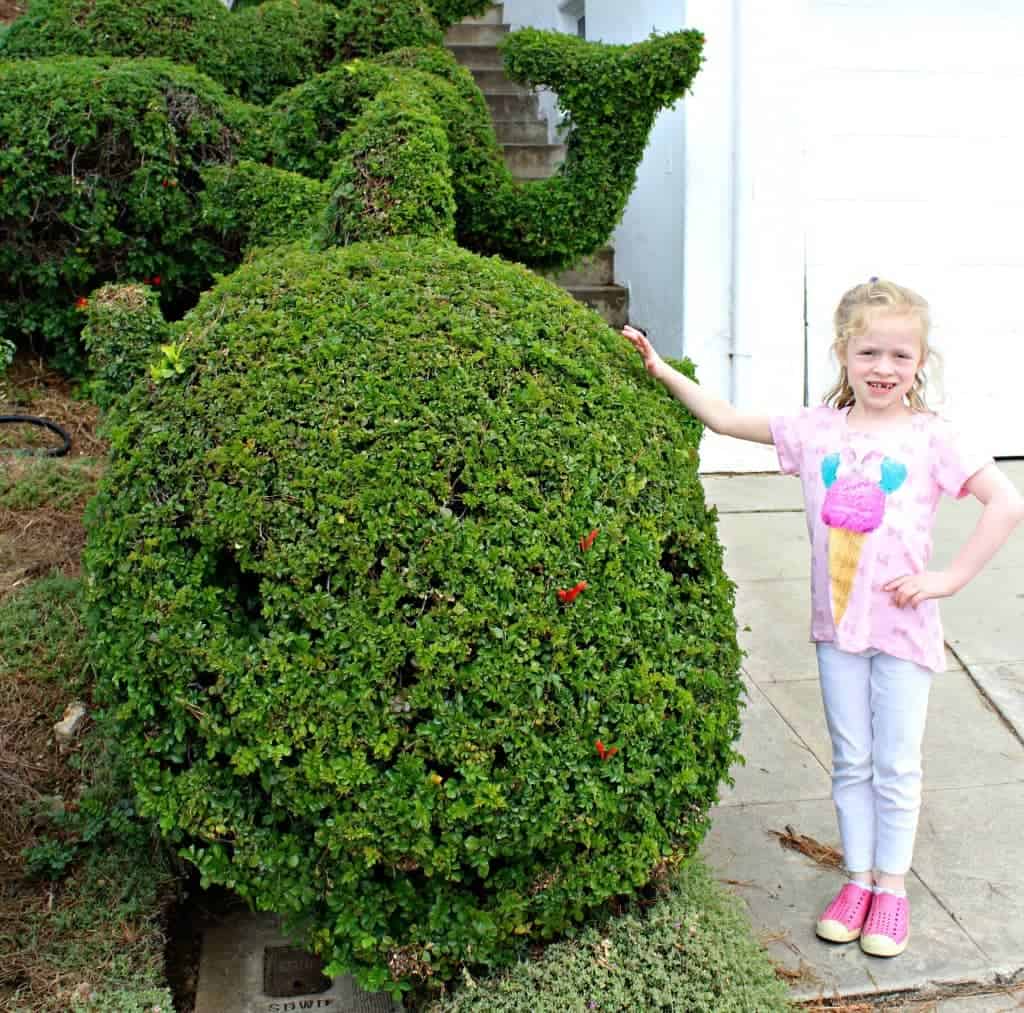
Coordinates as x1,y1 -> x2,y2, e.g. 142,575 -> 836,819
0,0 -> 25,25
768,824 -> 845,871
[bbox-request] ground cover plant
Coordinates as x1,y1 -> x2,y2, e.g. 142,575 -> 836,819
2,0 -> 755,1002
426,859 -> 792,1012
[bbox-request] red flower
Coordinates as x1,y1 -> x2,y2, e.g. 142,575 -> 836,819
151,275 -> 162,286
161,180 -> 169,188
557,580 -> 587,605
579,528 -> 600,552
74,297 -> 88,310
595,740 -> 619,761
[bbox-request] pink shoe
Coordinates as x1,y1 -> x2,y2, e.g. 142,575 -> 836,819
815,881 -> 873,943
860,891 -> 909,956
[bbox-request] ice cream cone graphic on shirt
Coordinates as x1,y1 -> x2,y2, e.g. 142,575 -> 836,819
820,453 -> 907,626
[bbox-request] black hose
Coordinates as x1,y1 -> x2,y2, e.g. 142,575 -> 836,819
0,415 -> 72,457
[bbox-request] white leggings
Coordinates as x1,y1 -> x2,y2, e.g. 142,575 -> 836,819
815,642 -> 934,876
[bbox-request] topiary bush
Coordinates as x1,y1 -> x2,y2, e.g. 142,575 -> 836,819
85,237 -> 743,996
1,1 -> 703,363
316,81 -> 455,245
0,0 -> 442,103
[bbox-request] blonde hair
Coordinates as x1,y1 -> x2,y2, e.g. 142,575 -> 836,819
824,278 -> 936,412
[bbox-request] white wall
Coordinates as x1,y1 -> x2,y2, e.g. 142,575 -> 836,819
584,1 -> 687,363
804,0 -> 1024,457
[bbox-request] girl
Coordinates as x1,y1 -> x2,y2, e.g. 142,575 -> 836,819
622,279 -> 1024,958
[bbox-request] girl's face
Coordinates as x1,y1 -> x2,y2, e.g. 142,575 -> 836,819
843,310 -> 924,418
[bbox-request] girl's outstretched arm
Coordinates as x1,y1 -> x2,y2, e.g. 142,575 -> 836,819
622,325 -> 774,444
885,463 -> 1024,607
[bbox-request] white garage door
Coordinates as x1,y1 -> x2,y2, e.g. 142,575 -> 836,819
804,0 -> 1024,457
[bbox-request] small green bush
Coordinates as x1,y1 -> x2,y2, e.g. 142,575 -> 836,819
85,237 -> 743,995
231,0 -> 494,29
425,0 -> 492,30
81,284 -> 172,409
426,858 -> 792,1013
332,0 -> 443,60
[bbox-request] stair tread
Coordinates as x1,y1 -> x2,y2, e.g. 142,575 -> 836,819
502,142 -> 565,150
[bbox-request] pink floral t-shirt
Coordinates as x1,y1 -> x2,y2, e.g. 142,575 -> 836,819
770,405 -> 990,673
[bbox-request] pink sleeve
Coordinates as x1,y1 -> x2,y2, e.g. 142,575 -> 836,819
770,413 -> 804,476
930,419 -> 992,499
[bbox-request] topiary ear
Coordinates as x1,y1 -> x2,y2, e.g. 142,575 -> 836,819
879,457 -> 908,494
821,452 -> 840,488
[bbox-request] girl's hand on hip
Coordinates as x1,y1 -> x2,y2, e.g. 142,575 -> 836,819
884,570 -> 958,608
622,324 -> 666,380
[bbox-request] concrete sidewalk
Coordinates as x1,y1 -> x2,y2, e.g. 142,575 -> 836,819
698,461 -> 1024,1010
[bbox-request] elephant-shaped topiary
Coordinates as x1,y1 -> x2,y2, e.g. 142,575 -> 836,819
4,0 -> 741,997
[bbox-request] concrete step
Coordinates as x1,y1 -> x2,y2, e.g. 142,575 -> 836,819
494,118 -> 548,144
541,247 -> 615,288
502,142 -> 566,179
444,22 -> 509,46
484,91 -> 540,119
448,44 -> 504,70
564,285 -> 629,329
460,3 -> 504,25
468,67 -> 530,94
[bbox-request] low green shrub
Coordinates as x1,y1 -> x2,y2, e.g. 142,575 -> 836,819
81,284 -> 172,410
231,0 -> 494,29
332,0 -> 443,60
426,858 -> 792,1013
85,237 -> 743,996
426,0 -> 492,29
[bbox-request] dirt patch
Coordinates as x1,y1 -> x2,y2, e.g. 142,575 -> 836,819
1,358 -> 107,599
1,356 -> 106,460
0,0 -> 25,25
0,671 -> 80,871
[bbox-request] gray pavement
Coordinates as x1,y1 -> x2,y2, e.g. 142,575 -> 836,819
698,460 -> 1024,1009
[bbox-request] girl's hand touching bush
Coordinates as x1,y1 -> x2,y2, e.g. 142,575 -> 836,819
622,324 -> 667,381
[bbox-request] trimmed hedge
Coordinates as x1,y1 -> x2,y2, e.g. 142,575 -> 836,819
201,161 -> 331,252
1,35 -> 703,364
0,0 -> 445,103
0,56 -> 262,369
85,237 -> 743,996
230,0 -> 493,30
